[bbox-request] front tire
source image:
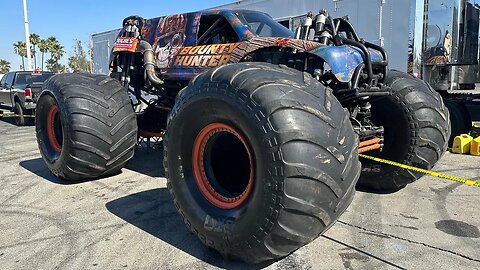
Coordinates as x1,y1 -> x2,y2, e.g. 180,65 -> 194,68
357,71 -> 450,193
35,73 -> 137,181
165,63 -> 361,263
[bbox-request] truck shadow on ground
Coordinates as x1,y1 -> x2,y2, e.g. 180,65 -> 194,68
0,117 -> 15,125
124,146 -> 165,178
19,158 -> 74,184
105,188 -> 270,269
19,146 -> 164,184
0,115 -> 34,126
19,158 -> 122,185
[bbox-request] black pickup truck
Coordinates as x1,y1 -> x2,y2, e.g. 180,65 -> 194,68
0,71 -> 54,125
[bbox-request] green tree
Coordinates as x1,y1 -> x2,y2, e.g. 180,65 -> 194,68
46,59 -> 65,73
38,39 -> 49,71
46,37 -> 65,73
46,36 -> 58,56
29,33 -> 40,69
68,39 -> 92,73
0,59 -> 10,73
13,41 -> 27,70
50,42 -> 65,63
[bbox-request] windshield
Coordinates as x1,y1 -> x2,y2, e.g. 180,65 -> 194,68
236,11 -> 294,38
14,73 -> 54,85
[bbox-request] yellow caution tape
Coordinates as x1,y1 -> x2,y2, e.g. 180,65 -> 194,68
359,154 -> 480,188
0,114 -> 35,117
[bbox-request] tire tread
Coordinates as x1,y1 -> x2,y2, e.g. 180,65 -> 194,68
37,73 -> 137,180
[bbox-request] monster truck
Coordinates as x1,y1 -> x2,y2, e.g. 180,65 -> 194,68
34,9 -> 449,263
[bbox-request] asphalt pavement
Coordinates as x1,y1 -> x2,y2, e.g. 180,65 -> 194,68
0,119 -> 479,270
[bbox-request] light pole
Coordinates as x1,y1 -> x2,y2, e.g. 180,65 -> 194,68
22,0 -> 32,71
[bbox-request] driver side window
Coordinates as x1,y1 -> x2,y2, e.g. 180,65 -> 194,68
5,73 -> 15,88
1,73 -> 13,88
197,15 -> 240,45
0,73 -> 7,87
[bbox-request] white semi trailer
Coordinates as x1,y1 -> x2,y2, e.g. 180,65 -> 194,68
91,29 -> 121,75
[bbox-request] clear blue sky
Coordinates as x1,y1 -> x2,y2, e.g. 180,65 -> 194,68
0,0 -> 235,71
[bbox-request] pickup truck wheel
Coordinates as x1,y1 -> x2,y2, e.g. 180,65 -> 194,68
165,63 -> 360,263
357,70 -> 450,193
14,102 -> 26,126
35,73 -> 137,181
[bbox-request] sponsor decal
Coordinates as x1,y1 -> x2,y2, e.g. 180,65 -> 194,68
274,38 -> 291,46
113,37 -> 138,52
172,43 -> 239,67
155,32 -> 185,69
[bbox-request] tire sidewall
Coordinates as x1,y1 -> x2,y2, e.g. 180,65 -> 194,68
35,89 -> 72,175
167,88 -> 273,250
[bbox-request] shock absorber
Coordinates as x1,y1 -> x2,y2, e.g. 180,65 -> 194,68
315,9 -> 327,37
354,100 -> 385,153
296,12 -> 313,40
314,9 -> 331,45
120,17 -> 142,88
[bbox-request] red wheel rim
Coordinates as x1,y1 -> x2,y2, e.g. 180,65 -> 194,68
46,105 -> 62,153
192,123 -> 254,209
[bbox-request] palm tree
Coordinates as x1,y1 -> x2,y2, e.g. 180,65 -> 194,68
46,36 -> 57,54
0,59 -> 10,73
38,39 -> 49,71
47,38 -> 65,73
29,33 -> 40,69
13,41 -> 27,70
51,43 -> 65,63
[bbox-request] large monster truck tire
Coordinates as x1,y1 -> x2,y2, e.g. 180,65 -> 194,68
444,99 -> 471,145
357,70 -> 450,193
35,73 -> 137,181
165,62 -> 361,263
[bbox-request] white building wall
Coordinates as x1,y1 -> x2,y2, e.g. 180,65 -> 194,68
217,0 -> 411,71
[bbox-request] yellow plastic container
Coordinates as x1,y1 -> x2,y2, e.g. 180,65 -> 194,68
452,134 -> 473,154
470,136 -> 480,156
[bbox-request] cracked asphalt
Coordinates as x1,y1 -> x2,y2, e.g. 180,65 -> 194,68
0,119 -> 479,270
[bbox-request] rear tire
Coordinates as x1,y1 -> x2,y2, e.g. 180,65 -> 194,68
444,99 -> 471,145
14,102 -> 26,126
165,63 -> 361,263
357,70 -> 450,193
35,73 -> 137,181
